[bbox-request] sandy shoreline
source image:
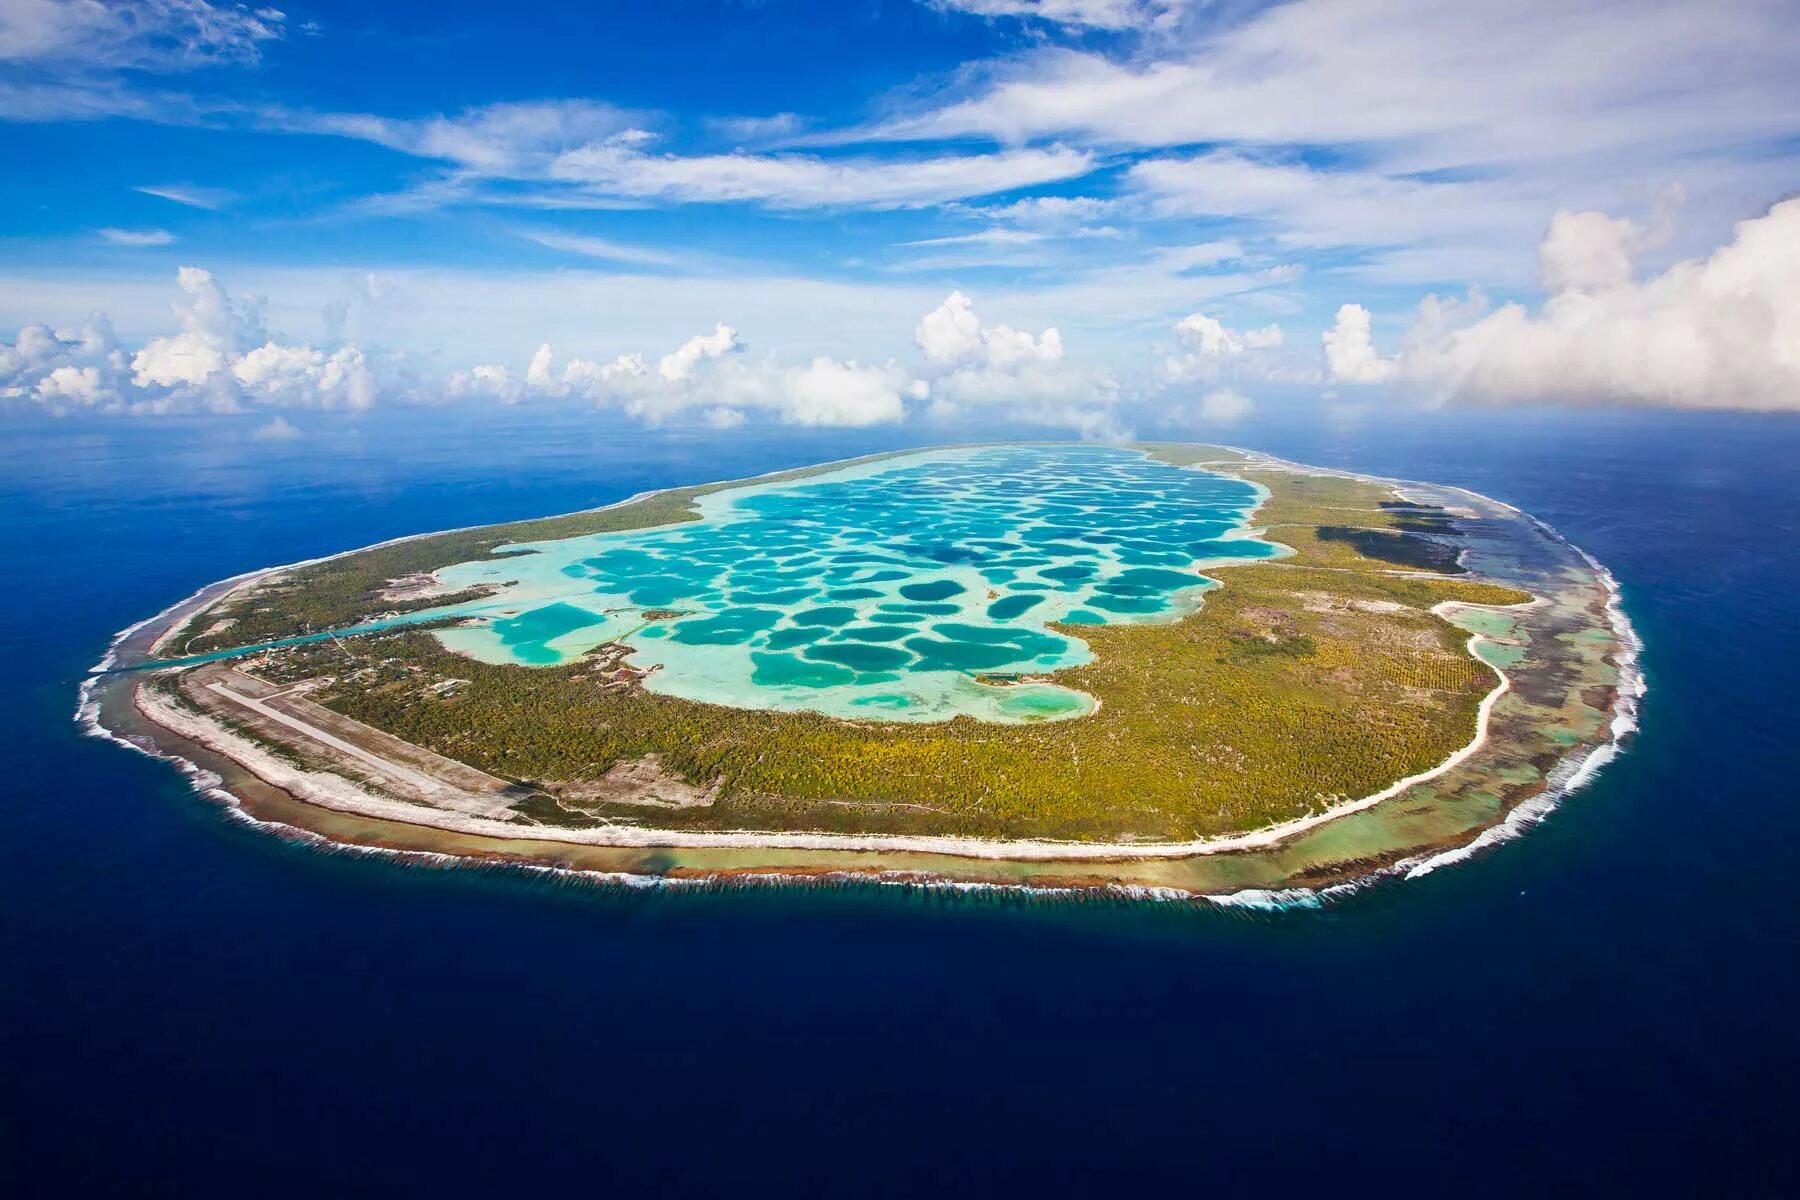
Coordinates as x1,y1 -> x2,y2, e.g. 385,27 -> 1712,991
83,444 -> 1642,895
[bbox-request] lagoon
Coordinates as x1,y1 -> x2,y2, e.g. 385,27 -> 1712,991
425,444 -> 1279,722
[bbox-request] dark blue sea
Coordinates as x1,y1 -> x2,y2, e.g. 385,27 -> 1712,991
4,405 -> 1796,1195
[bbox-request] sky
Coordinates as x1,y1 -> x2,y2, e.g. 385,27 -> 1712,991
1,0 -> 1796,435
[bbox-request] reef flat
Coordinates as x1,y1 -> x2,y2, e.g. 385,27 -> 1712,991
86,443 -> 1638,899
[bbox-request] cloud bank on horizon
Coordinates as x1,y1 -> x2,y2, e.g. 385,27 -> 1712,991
1,0 -> 1796,429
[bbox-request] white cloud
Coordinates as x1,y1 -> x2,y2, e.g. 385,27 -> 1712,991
535,336 -> 919,428
519,230 -> 678,267
550,132 -> 1094,209
306,100 -> 637,175
448,362 -> 523,405
705,112 -> 802,144
970,195 -> 1119,228
1323,304 -> 1396,384
915,290 -> 986,364
1125,152 -> 1558,280
1382,197 -> 1800,409
98,227 -> 175,246
927,1 -> 1184,31
657,322 -> 740,382
135,182 -> 231,210
880,1 -> 1800,171
777,357 -> 910,426
2,266 -> 398,415
1153,241 -> 1243,272
34,363 -> 111,407
865,0 -> 1800,289
891,223 -> 1121,270
233,342 -> 376,409
1156,386 -> 1255,427
1538,209 -> 1642,294
525,343 -> 558,393
1196,388 -> 1253,422
0,0 -> 286,71
914,290 -> 1119,437
915,290 -> 1064,368
129,265 -> 261,387
901,228 -> 1048,250
1163,311 -> 1283,382
251,415 -> 303,440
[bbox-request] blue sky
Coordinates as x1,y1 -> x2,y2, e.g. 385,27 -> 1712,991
2,0 -> 1797,431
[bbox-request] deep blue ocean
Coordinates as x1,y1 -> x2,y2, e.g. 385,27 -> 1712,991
4,405 -> 1796,1195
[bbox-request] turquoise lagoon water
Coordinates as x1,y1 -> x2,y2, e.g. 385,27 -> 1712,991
424,445 -> 1279,722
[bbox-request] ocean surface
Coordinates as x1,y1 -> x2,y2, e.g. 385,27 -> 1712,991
3,405 -> 1796,1194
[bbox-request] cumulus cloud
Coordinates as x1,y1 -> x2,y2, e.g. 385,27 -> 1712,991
483,297 -> 1116,433
914,291 -> 1120,438
1323,304 -> 1396,384
1415,200 -> 1800,407
514,336 -> 919,428
2,266 -> 392,415
658,323 -> 740,382
1163,310 -> 1282,381
1332,197 -> 1800,408
915,290 -> 1063,368
35,363 -> 113,407
234,342 -> 376,410
448,362 -> 524,405
130,265 -> 263,388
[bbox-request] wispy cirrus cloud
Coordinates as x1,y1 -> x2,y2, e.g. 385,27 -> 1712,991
877,0 -> 1800,169
548,132 -> 1096,209
924,0 -> 1184,33
0,0 -> 288,71
134,182 -> 232,210
98,227 -> 176,246
516,229 -> 681,268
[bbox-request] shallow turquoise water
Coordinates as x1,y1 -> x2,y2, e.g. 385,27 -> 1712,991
426,444 -> 1278,722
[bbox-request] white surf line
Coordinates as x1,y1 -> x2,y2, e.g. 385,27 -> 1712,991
1398,552 -> 1646,880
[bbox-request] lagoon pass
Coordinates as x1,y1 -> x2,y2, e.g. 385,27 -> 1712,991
87,444 -> 1640,901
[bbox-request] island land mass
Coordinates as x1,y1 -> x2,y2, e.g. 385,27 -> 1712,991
85,443 -> 1639,900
